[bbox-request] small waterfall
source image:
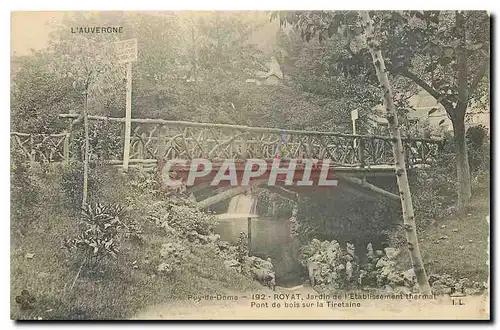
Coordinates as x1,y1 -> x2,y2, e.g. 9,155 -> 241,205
215,192 -> 258,245
217,192 -> 258,220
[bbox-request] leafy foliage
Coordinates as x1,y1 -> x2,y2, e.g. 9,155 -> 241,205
236,232 -> 249,270
71,121 -> 123,161
147,197 -> 218,237
62,202 -> 141,266
272,10 -> 490,209
466,125 -> 490,173
61,162 -> 94,210
11,52 -> 78,133
273,11 -> 489,114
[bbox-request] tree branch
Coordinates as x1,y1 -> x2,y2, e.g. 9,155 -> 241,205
455,11 -> 468,116
468,60 -> 489,100
394,67 -> 453,111
394,68 -> 438,99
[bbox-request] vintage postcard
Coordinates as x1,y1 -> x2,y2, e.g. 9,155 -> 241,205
10,10 -> 490,320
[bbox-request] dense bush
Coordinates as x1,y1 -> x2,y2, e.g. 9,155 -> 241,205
411,165 -> 456,228
410,127 -> 490,228
146,196 -> 218,237
467,125 -> 490,174
71,121 -> 122,162
60,161 -> 131,212
10,151 -> 41,234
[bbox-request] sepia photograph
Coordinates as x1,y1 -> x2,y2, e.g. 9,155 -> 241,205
9,9 -> 490,320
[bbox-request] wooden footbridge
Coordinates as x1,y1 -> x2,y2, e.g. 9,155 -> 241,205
11,114 -> 443,175
10,114 -> 444,207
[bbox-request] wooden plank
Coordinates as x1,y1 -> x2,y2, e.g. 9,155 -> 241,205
122,61 -> 133,172
58,114 -> 442,144
197,179 -> 267,209
10,132 -> 67,137
339,175 -> 400,202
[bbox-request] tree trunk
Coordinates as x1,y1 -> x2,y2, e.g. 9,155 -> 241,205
82,92 -> 89,209
452,116 -> 472,211
359,11 -> 431,294
453,11 -> 472,212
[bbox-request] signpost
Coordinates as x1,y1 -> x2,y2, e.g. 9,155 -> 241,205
351,109 -> 358,149
115,39 -> 138,172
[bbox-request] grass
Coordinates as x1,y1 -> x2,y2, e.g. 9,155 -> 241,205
394,178 -> 490,283
11,167 -> 260,320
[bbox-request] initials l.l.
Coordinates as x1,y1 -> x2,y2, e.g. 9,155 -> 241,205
452,299 -> 465,306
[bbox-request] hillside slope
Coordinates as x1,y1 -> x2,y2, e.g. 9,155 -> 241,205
11,167 -> 261,320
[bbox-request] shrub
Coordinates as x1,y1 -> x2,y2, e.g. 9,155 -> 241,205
467,125 -> 490,174
411,167 -> 456,228
147,196 -> 218,237
409,135 -> 457,227
71,121 -> 122,161
10,150 -> 40,234
62,202 -> 141,269
410,127 -> 490,228
236,232 -> 249,265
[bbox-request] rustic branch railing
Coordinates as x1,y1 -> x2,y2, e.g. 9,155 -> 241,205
11,132 -> 70,164
13,114 -> 442,169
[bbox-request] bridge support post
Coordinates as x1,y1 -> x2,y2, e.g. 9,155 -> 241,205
247,216 -> 252,255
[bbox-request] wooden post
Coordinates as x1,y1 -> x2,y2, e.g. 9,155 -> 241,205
306,136 -> 312,158
241,133 -> 248,159
351,109 -> 358,150
82,91 -> 90,209
157,127 -> 166,163
358,137 -> 365,168
137,139 -> 144,170
122,62 -> 133,172
247,216 -> 252,255
63,132 -> 70,165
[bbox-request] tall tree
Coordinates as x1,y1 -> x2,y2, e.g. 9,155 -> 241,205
58,35 -> 122,207
381,11 -> 490,211
273,10 -> 490,211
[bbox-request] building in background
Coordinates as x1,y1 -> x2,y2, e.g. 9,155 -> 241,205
369,89 -> 490,137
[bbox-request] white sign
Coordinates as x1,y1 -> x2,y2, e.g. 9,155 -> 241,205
114,38 -> 137,63
351,109 -> 358,121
